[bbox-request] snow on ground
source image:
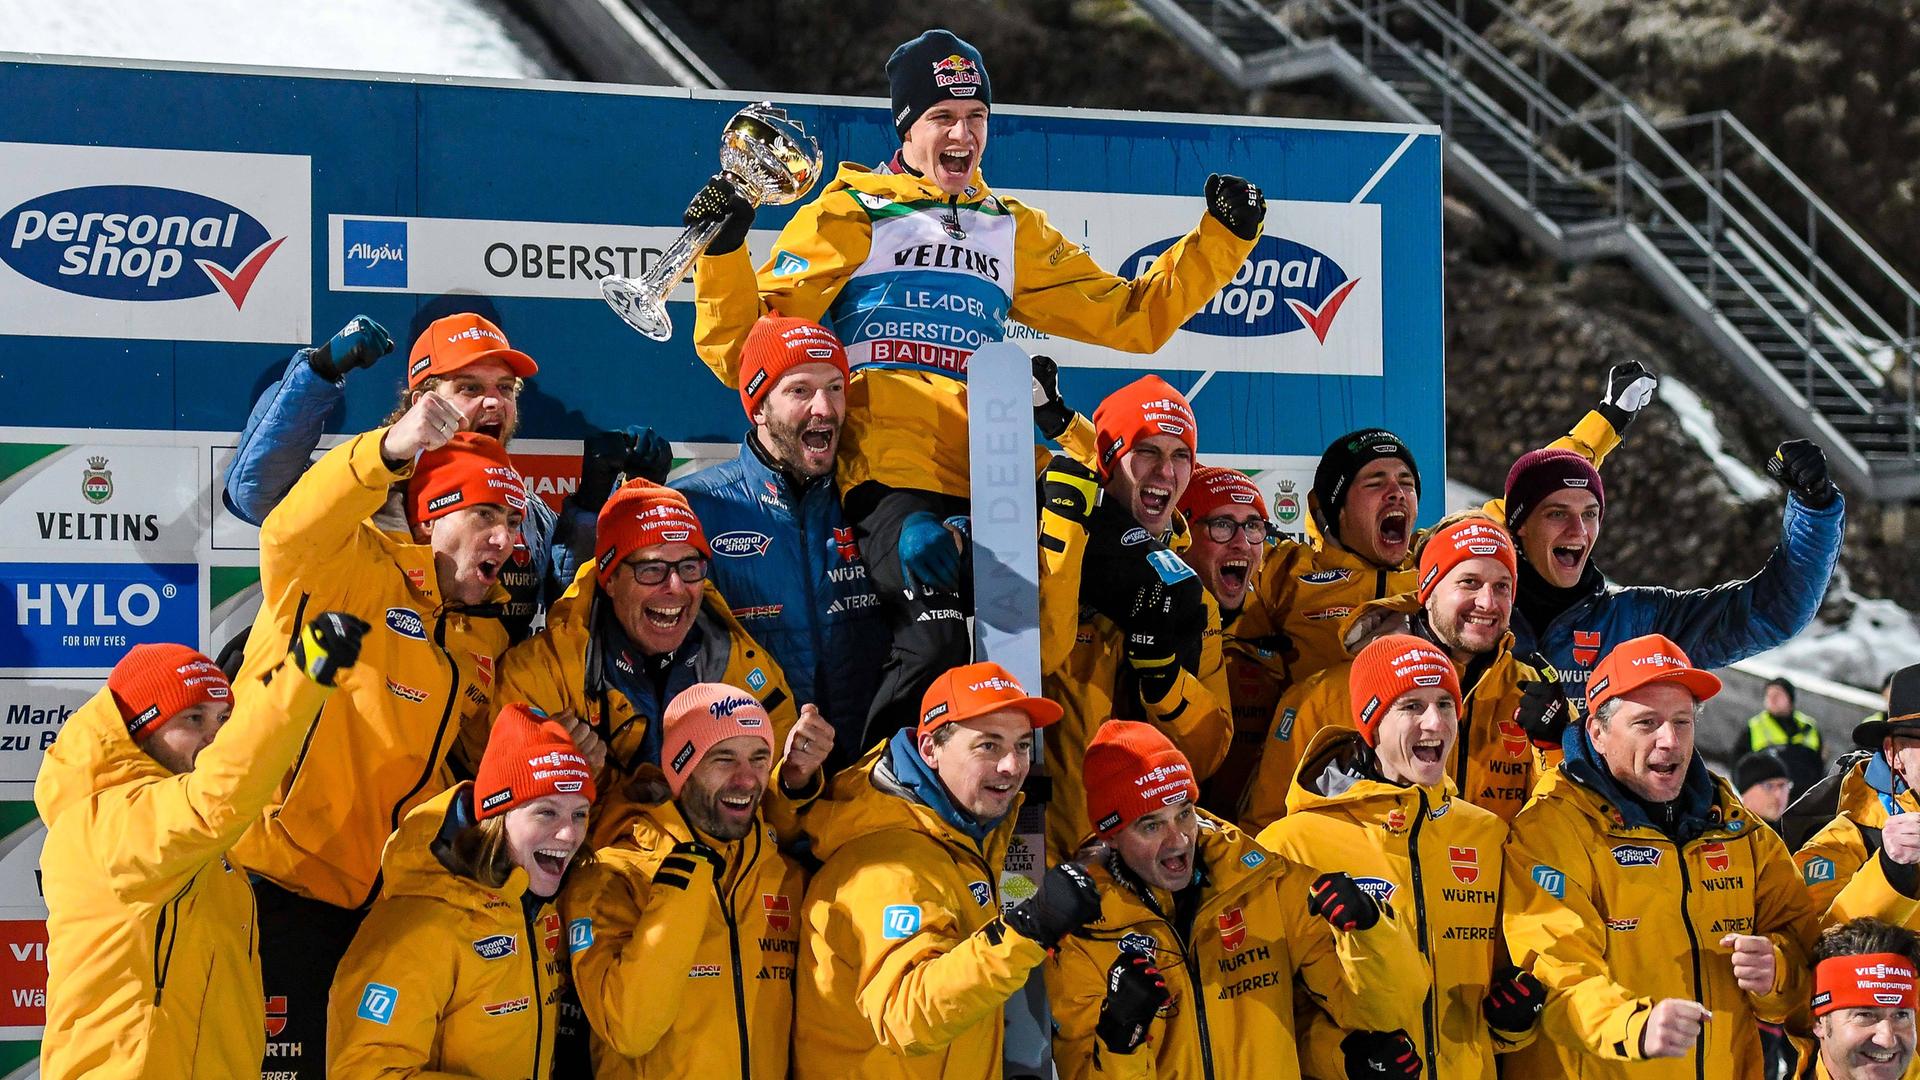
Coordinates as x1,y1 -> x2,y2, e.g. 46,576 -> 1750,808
1658,374 -> 1777,501
1749,589 -> 1920,689
0,0 -> 568,79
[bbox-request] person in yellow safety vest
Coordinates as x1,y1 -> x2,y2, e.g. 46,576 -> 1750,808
1047,720 -> 1427,1079
1258,634 -> 1542,1079
1503,634 -> 1822,1079
1794,665 -> 1920,929
496,478 -> 815,839
1801,918 -> 1920,1080
1173,466 -> 1293,817
1229,361 -> 1650,696
36,621 -> 363,1080
232,411 -> 525,1079
328,704 -> 595,1079
562,683 -> 829,1079
1037,377 -> 1233,861
687,27 -> 1266,738
1239,513 -> 1569,832
793,661 -> 1104,1079
1735,676 -> 1829,803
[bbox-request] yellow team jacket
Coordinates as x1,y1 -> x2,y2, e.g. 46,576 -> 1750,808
1038,504 -> 1233,862
230,429 -> 509,911
496,562 -> 798,840
793,742 -> 1050,1079
1792,756 -> 1920,927
34,658 -> 330,1080
1502,764 -> 1822,1078
1200,626 -> 1291,818
1257,727 -> 1524,1080
1239,594 -> 1543,832
328,784 -> 566,1079
560,791 -> 804,1079
691,162 -> 1255,498
1047,810 -> 1426,1080
1232,409 -> 1624,691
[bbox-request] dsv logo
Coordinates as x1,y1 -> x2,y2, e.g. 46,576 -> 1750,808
2,185 -> 286,308
1125,234 -> 1360,342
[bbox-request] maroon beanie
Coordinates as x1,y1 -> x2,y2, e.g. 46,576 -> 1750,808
1504,449 -> 1604,531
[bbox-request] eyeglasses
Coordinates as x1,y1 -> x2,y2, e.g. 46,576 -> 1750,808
620,557 -> 709,586
1197,516 -> 1271,544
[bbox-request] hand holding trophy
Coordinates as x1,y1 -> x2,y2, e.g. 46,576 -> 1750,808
601,102 -> 823,342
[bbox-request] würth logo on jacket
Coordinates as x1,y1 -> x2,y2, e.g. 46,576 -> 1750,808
1218,907 -> 1247,952
1701,842 -> 1731,873
763,893 -> 791,933
1572,630 -> 1601,667
1449,847 -> 1479,884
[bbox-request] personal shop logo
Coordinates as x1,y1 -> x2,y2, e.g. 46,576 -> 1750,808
2,185 -> 286,308
341,218 -> 408,288
1123,233 -> 1362,342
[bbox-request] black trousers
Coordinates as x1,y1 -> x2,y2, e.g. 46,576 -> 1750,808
254,878 -> 367,1079
846,482 -> 974,751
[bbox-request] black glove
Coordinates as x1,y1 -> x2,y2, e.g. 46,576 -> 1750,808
1513,676 -> 1572,751
1093,953 -> 1169,1055
1308,871 -> 1381,932
658,839 -> 725,889
1079,500 -> 1206,695
1040,454 -> 1100,531
1032,354 -> 1075,440
291,611 -> 369,687
307,316 -> 394,382
1596,360 -> 1658,434
1766,438 -> 1837,509
1004,862 -> 1102,949
1341,1030 -> 1422,1078
1205,173 -> 1266,241
577,427 -> 673,513
685,174 -> 755,256
1482,964 -> 1546,1033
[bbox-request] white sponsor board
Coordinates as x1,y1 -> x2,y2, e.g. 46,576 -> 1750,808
0,678 -> 89,789
329,212 -> 783,300
0,142 -> 310,343
0,445 -> 204,559
0,823 -> 43,911
1001,190 -> 1384,375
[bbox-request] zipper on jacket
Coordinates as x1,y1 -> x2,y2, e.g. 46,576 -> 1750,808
1454,696 -> 1476,793
1180,939 -> 1218,1080
1374,569 -> 1389,599
1409,790 -> 1439,1078
715,826 -> 762,1080
150,875 -> 196,1005
521,902 -> 548,1079
389,613 -> 464,842
1674,844 -> 1706,1080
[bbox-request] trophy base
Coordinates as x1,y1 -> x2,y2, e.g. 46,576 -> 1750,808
601,276 -> 674,342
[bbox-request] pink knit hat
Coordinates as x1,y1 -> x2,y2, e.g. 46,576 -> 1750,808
660,683 -> 777,797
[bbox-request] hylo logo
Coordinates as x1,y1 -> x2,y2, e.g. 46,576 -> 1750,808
1127,233 -> 1360,341
14,578 -> 177,627
2,185 -> 285,307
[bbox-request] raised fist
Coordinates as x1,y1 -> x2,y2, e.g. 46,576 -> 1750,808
685,175 -> 755,256
382,392 -> 468,463
308,316 -> 394,382
292,611 -> 370,687
1205,173 -> 1265,241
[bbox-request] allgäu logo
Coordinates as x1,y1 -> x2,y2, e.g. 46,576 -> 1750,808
1125,233 -> 1360,342
342,218 -> 408,289
1,185 -> 285,307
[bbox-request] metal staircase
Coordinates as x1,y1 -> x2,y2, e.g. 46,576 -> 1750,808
1135,0 -> 1920,500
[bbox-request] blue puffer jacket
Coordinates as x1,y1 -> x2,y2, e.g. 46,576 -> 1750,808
674,435 -> 886,769
222,347 -> 585,642
1511,492 -> 1845,701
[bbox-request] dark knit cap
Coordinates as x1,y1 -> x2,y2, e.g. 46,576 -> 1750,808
1504,448 -> 1605,531
887,29 -> 991,137
1312,428 -> 1420,537
1732,750 -> 1790,793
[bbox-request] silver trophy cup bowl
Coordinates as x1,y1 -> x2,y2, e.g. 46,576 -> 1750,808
601,102 -> 823,342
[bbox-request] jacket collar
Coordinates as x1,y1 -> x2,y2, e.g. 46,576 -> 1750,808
881,728 -> 1005,845
1559,721 -> 1722,838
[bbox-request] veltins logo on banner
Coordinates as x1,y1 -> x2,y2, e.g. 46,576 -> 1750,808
1,562 -> 199,670
0,142 -> 310,343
